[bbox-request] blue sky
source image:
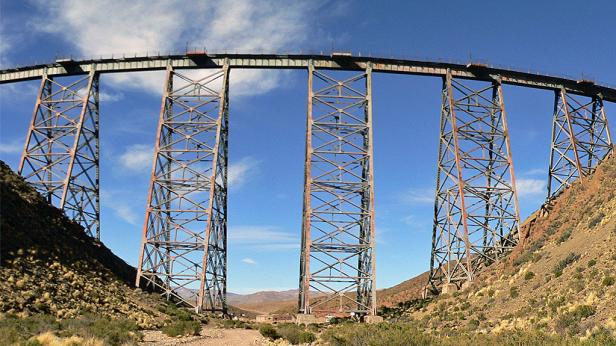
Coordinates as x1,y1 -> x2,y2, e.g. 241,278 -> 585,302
1,0 -> 615,294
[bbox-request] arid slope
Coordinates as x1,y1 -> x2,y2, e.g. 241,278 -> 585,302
389,154 -> 616,336
0,161 -> 168,328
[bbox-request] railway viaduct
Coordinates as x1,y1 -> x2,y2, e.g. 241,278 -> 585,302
1,53 -> 613,317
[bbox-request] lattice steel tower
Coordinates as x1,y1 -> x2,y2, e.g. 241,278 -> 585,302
136,62 -> 229,313
547,89 -> 612,198
428,71 -> 520,292
19,68 -> 100,239
298,62 -> 377,316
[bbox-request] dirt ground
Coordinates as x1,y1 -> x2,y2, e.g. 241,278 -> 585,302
141,325 -> 271,346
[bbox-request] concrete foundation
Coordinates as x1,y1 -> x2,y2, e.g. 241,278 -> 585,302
441,283 -> 458,294
461,280 -> 473,291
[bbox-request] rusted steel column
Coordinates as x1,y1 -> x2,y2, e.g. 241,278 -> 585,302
428,72 -> 520,293
547,89 -> 612,199
136,62 -> 229,313
198,59 -> 230,313
298,60 -> 315,314
496,82 -> 521,243
298,64 -> 377,316
19,68 -> 100,238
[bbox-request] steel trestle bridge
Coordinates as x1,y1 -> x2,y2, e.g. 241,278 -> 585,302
1,53 -> 613,316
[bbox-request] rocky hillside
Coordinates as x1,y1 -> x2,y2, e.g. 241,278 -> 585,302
0,161 -> 168,328
386,153 -> 616,337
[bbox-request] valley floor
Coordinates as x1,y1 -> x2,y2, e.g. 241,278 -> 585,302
141,325 -> 268,346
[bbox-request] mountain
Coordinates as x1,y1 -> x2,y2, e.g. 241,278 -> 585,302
227,290 -> 299,315
382,153 -> 616,336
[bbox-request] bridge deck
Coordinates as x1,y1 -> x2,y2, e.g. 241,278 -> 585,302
1,53 -> 615,102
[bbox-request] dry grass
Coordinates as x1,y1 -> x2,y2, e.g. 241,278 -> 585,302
380,154 -> 616,338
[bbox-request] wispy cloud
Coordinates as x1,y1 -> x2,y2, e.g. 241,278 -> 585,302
29,0 -> 327,96
400,214 -> 431,233
118,144 -> 153,173
110,204 -> 140,225
0,82 -> 40,102
99,91 -> 124,102
400,187 -> 434,205
228,157 -> 260,189
0,139 -> 23,154
523,168 -> 546,176
516,178 -> 546,198
100,190 -> 140,225
241,258 -> 257,265
229,225 -> 299,251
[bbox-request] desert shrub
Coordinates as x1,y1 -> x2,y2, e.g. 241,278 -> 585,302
0,315 -> 58,345
509,287 -> 519,298
556,305 -> 596,335
588,259 -> 597,267
259,324 -> 279,340
588,212 -> 605,228
329,317 -> 353,324
553,253 -> 580,277
573,305 -> 596,319
572,280 -> 585,293
514,237 -> 546,266
162,320 -> 201,337
162,303 -> 194,321
546,221 -> 562,236
0,314 -> 142,345
218,319 -> 249,329
557,227 -> 573,243
603,276 -> 615,287
321,322 -> 435,345
524,271 -> 535,280
276,323 -> 316,344
548,296 -> 566,313
321,321 -> 616,345
467,319 -> 480,330
62,316 -> 142,345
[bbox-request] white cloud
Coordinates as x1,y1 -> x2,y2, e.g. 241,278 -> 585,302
100,190 -> 140,225
241,258 -> 257,265
0,82 -> 40,102
99,91 -> 124,102
29,0 -> 325,96
118,144 -> 153,173
516,178 -> 546,197
0,20 -> 13,68
229,225 -> 298,251
400,187 -> 434,205
228,157 -> 260,189
523,168 -> 546,176
0,139 -> 23,154
111,204 -> 140,225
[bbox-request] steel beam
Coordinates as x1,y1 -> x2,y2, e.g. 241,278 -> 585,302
2,54 -> 615,103
547,89 -> 613,198
428,71 -> 520,293
299,61 -> 377,316
135,62 -> 229,313
18,69 -> 100,238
